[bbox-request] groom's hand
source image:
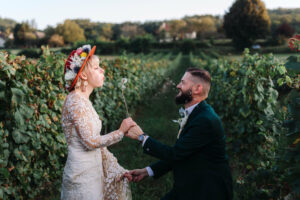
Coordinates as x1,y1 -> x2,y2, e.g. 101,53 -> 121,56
126,125 -> 143,140
119,117 -> 136,134
129,168 -> 149,182
117,172 -> 133,182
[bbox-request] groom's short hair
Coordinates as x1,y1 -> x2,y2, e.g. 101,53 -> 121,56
186,68 -> 211,96
186,68 -> 211,85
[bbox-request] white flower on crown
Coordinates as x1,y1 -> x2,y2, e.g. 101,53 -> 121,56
70,53 -> 83,67
70,63 -> 76,70
82,45 -> 91,51
64,70 -> 77,81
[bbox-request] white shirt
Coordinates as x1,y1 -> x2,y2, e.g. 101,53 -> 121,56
144,102 -> 200,177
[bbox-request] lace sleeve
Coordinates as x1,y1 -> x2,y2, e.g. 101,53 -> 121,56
69,97 -> 124,150
101,147 -> 132,200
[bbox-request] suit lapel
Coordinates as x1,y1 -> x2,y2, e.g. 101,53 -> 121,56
178,100 -> 207,138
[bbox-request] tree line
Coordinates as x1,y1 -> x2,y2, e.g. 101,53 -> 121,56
0,0 -> 300,50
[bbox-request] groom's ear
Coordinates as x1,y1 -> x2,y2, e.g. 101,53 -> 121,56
193,84 -> 203,95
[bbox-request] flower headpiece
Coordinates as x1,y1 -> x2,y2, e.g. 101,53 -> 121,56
64,44 -> 96,91
288,34 -> 300,52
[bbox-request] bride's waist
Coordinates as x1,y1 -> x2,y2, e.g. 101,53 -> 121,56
66,147 -> 102,162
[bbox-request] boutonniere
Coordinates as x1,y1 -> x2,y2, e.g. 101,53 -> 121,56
172,108 -> 189,139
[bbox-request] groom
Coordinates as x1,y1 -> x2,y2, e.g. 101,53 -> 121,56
124,68 -> 233,200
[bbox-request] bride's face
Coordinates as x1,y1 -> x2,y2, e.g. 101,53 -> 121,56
85,57 -> 105,88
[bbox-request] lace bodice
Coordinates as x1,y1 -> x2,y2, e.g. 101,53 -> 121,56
60,92 -> 131,200
62,92 -> 124,149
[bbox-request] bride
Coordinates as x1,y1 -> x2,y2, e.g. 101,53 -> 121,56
61,45 -> 134,200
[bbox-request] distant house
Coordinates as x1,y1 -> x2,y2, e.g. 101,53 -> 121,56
159,22 -> 170,32
184,31 -> 197,39
35,31 -> 45,39
158,22 -> 172,43
8,33 -> 14,40
158,22 -> 197,42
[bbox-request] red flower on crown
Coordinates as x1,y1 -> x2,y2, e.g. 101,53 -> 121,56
64,50 -> 76,74
288,34 -> 300,52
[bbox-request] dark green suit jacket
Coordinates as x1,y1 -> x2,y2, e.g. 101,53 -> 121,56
143,101 -> 233,200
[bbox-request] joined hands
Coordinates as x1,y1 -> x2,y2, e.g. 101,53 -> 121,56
118,118 -> 143,140
126,125 -> 143,140
118,118 -> 146,182
118,168 -> 149,183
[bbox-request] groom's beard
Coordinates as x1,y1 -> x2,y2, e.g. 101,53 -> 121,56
175,88 -> 193,105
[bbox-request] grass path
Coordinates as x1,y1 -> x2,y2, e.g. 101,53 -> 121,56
109,55 -> 191,200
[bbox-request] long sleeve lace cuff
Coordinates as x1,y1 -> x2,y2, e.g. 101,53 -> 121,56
78,128 -> 124,150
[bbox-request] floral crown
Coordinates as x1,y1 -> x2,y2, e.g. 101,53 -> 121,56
64,44 -> 96,91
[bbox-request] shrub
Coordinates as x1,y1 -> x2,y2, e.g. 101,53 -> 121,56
191,49 -> 292,199
17,49 -> 41,58
48,34 -> 64,47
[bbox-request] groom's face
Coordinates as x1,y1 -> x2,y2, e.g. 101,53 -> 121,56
175,72 -> 193,105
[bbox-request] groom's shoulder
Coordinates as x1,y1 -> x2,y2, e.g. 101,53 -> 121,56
195,104 -> 221,124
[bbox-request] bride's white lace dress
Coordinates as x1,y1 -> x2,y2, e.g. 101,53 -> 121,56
61,92 -> 132,200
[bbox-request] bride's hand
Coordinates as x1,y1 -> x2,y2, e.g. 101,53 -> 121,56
117,172 -> 133,182
118,117 -> 136,133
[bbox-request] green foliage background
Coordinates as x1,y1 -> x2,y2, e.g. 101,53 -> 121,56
0,47 -> 181,199
0,45 -> 299,199
191,49 -> 299,199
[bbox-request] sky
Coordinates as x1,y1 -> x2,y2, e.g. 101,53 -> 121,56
1,0 -> 300,30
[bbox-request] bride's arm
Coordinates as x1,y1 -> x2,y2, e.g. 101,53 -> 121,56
70,99 -> 124,150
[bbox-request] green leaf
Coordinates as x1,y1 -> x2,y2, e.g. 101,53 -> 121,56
2,64 -> 16,78
14,109 -> 24,126
0,168 -> 9,179
12,129 -> 29,144
3,149 -> 10,159
11,88 -> 24,105
12,130 -> 22,143
263,106 -> 274,116
8,54 -> 16,60
285,55 -> 300,73
0,80 -> 5,89
13,148 -> 22,160
239,106 -> 251,118
256,82 -> 264,93
285,75 -> 292,85
20,104 -> 34,117
277,78 -> 284,86
256,120 -> 263,125
277,65 -> 287,75
0,187 -> 3,199
0,91 -> 5,100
